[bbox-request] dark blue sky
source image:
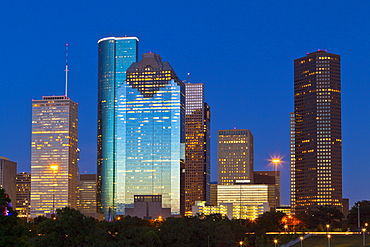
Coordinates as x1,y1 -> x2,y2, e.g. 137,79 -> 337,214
1,1 -> 370,206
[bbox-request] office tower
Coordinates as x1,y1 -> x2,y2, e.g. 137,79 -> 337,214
30,96 -> 78,217
77,174 -> 97,217
254,171 -> 280,207
291,50 -> 342,212
15,172 -> 31,219
97,37 -> 138,219
184,83 -> 210,214
98,50 -> 185,218
0,156 -> 17,207
218,129 -> 253,185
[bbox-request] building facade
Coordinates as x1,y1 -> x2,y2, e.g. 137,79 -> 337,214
15,172 -> 31,219
0,156 -> 17,207
192,201 -> 268,220
291,50 -> 342,212
254,171 -> 280,207
30,95 -> 78,217
77,174 -> 97,217
184,83 -> 210,214
98,50 -> 185,218
218,129 -> 253,185
216,184 -> 275,214
97,37 -> 139,219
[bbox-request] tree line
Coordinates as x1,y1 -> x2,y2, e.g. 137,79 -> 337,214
1,188 -> 370,247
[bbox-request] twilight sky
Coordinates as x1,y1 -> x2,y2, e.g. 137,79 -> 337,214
1,1 -> 370,206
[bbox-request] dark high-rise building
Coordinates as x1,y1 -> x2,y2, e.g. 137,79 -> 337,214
0,156 -> 17,207
291,50 -> 342,212
218,129 -> 253,185
77,174 -> 97,217
16,172 -> 31,219
31,96 -> 78,217
184,83 -> 210,214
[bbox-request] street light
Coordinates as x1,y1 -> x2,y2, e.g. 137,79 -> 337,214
50,164 -> 59,215
274,239 -> 278,247
327,234 -> 331,247
326,224 -> 330,235
284,224 -> 288,233
362,228 -> 366,246
269,155 -> 283,209
239,241 -> 243,246
299,236 -> 303,247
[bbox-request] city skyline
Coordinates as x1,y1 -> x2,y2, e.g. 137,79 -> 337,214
1,1 -> 370,207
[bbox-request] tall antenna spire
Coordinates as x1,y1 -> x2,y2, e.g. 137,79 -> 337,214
65,44 -> 69,96
187,72 -> 191,83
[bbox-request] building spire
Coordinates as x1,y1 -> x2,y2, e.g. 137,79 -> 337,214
65,44 -> 69,96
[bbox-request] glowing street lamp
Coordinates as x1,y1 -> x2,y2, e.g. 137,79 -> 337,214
363,228 -> 366,246
274,239 -> 278,247
239,241 -> 243,246
326,224 -> 330,235
299,236 -> 303,247
50,164 -> 59,214
327,234 -> 331,247
268,155 -> 283,209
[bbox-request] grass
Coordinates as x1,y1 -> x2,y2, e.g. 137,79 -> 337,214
289,235 -> 370,247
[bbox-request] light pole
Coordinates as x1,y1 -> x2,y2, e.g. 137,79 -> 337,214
239,241 -> 243,247
274,239 -> 278,247
327,234 -> 331,247
50,164 -> 58,215
363,228 -> 366,246
299,236 -> 303,247
270,156 -> 282,209
326,224 -> 330,235
284,224 -> 288,233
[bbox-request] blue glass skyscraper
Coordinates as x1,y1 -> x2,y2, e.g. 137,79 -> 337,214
98,37 -> 185,218
97,37 -> 139,218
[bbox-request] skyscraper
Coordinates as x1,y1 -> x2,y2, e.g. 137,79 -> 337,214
218,129 -> 253,185
0,156 -> 17,207
16,172 -> 31,219
291,50 -> 342,212
98,49 -> 185,218
97,37 -> 139,219
30,96 -> 78,217
184,83 -> 210,214
77,174 -> 97,217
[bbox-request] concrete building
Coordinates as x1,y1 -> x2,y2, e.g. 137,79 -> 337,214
77,174 -> 97,217
30,95 -> 78,217
218,129 -> 253,185
0,156 -> 17,207
125,195 -> 171,219
15,172 -> 31,219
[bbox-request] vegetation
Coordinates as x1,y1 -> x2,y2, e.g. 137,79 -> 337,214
1,187 -> 370,247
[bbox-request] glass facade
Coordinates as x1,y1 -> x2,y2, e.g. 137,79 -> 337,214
98,46 -> 185,218
30,96 -> 78,218
120,52 -> 185,216
97,37 -> 138,219
184,83 -> 210,214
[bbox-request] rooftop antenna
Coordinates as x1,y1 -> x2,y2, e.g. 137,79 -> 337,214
187,72 -> 191,83
65,44 -> 69,96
